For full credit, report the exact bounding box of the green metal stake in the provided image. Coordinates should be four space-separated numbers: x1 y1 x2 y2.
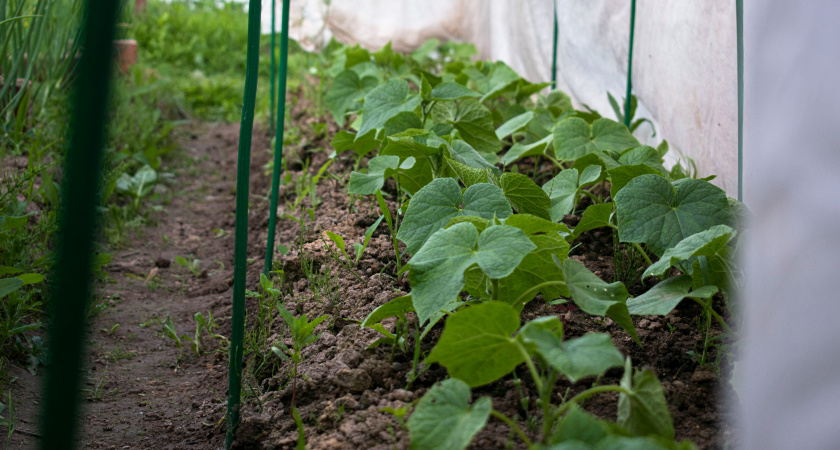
264 0 291 276
736 0 744 202
38 0 120 448
270 0 276 135
623 0 636 127
226 0 262 447
551 0 558 89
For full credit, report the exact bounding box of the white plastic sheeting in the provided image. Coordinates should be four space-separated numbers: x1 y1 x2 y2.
265 0 739 193
738 1 840 448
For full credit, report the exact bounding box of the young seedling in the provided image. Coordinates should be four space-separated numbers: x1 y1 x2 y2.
271 305 328 416
192 311 228 356
174 255 201 277
323 215 383 284
409 302 685 449
161 314 190 363
375 189 403 273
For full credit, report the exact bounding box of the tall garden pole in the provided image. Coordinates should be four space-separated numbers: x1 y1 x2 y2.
736 0 744 201
623 0 636 127
551 0 558 89
225 0 262 446
38 0 120 448
263 0 291 275
270 0 276 134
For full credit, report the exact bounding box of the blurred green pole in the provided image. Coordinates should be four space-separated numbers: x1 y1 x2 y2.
38 0 120 448
226 0 262 447
270 0 276 134
623 0 636 127
551 0 557 89
263 0 290 276
736 0 743 202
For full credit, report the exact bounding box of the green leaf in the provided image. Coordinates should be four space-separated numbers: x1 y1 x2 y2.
0 266 22 276
383 111 423 137
521 327 623 383
500 233 571 306
407 378 491 450
446 157 488 188
501 172 552 220
504 213 572 237
475 62 521 102
643 225 736 279
426 302 523 386
0 278 24 298
331 130 380 158
542 170 578 221
411 38 440 63
447 216 490 234
358 79 422 137
431 81 481 101
325 69 378 124
496 111 535 139
380 130 448 195
361 295 414 327
571 204 613 239
348 155 415 195
540 90 574 119
615 176 733 256
500 134 552 165
554 117 639 161
16 273 45 286
409 224 535 324
542 166 600 221
627 275 718 316
397 178 511 255
618 146 666 174
618 359 675 439
550 404 610 445
449 98 502 156
449 140 499 172
561 259 639 345
607 165 663 199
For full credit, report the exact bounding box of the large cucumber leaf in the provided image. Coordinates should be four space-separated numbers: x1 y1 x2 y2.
614 175 733 256
397 177 511 255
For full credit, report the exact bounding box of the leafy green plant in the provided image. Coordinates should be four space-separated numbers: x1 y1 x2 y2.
272 305 329 413
409 302 693 449
324 215 383 279
161 314 189 363
174 255 201 277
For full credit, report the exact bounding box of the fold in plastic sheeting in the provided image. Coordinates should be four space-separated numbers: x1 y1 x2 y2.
265 0 738 194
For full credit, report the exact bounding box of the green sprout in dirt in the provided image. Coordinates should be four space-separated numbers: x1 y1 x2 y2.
323 214 383 283
375 189 403 273
271 305 328 417
174 254 202 277
161 312 227 363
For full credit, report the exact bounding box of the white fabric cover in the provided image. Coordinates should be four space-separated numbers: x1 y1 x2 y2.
738 1 840 448
264 0 739 192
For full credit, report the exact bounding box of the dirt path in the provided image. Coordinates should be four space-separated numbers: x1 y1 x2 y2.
10 122 271 449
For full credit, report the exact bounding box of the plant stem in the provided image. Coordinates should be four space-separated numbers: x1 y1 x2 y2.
540 369 557 441
550 385 631 422
579 189 601 204
513 339 544 394
606 223 653 266
490 278 500 301
690 298 733 334
511 281 567 310
490 409 533 448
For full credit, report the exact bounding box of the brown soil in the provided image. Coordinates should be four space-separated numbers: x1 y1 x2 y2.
7 112 735 449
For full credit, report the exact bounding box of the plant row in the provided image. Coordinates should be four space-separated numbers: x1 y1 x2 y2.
308 40 744 449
